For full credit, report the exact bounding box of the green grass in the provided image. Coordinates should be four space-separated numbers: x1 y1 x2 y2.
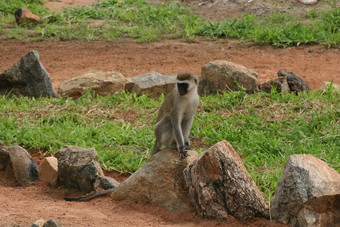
0 88 339 199
0 0 339 46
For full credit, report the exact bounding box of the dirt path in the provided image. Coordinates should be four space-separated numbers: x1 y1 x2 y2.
1 39 339 93
0 0 339 226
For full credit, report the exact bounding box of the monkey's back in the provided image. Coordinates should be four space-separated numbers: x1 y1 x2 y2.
155 89 177 123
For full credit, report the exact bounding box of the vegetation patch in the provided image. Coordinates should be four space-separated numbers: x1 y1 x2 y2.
0 87 339 199
0 0 339 46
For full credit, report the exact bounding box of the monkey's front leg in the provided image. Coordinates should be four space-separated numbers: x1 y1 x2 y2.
172 118 188 158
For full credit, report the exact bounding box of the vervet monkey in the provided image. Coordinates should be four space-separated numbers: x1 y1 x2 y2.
64 187 116 202
152 72 199 158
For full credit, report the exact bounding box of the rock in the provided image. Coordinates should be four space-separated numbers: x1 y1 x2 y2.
271 154 340 226
299 0 318 5
58 71 125 99
0 51 56 98
56 146 104 193
95 176 120 190
198 60 258 95
259 76 290 94
32 219 45 227
0 142 9 170
277 71 310 94
321 81 340 92
7 146 39 186
14 8 41 25
112 148 198 212
184 141 269 221
43 218 59 227
125 72 176 98
38 157 58 188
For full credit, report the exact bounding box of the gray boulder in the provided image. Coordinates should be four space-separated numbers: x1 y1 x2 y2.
58 71 125 99
56 146 104 193
184 141 269 221
112 148 197 212
125 72 176 98
199 60 258 95
7 145 39 186
271 154 340 226
277 71 310 94
0 51 56 98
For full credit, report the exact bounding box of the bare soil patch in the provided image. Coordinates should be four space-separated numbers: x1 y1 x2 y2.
0 0 339 226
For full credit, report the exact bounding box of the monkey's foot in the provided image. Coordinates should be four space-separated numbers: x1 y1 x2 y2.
180 150 188 159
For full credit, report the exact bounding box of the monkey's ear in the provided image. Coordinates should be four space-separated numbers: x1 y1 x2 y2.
194 76 198 84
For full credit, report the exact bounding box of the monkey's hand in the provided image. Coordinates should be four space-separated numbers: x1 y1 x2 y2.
179 146 188 159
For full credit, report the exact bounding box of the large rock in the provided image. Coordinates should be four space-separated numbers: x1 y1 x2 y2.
199 60 258 95
58 71 125 99
7 146 39 186
277 71 310 94
184 141 269 221
56 146 104 193
38 156 58 188
125 72 176 98
271 154 340 226
112 148 197 212
0 51 56 98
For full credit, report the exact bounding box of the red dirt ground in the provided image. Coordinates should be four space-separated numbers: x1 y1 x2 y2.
0 0 339 226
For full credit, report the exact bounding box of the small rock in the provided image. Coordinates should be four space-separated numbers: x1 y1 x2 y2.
38 157 58 188
112 148 197 212
56 146 104 193
259 76 290 94
32 219 45 227
321 81 340 92
277 70 310 94
299 0 318 5
184 141 269 221
44 218 59 227
0 51 56 98
7 146 39 186
271 154 340 226
199 60 258 95
125 72 176 98
15 8 41 25
58 71 125 99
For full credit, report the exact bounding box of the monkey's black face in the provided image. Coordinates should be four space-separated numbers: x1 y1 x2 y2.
177 82 189 96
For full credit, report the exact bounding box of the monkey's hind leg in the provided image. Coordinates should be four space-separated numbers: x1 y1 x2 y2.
152 116 173 156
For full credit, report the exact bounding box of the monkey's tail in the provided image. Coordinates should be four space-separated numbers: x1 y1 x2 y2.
64 187 116 202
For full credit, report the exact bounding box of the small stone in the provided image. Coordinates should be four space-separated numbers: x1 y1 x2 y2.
38 157 58 188
15 8 41 25
32 219 45 227
44 218 59 227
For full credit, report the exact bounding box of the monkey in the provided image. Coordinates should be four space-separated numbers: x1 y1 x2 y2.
152 72 199 158
64 187 116 202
